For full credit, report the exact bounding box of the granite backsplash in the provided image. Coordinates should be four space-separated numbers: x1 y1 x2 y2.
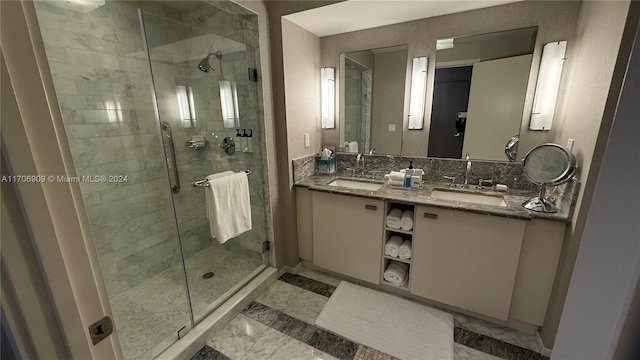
293 153 536 190
292 152 579 216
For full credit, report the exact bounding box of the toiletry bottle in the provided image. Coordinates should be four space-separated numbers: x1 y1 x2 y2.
247 129 253 152
241 129 249 152
404 161 414 187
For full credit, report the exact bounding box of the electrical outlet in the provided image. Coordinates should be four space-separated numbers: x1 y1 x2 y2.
388 124 396 132
304 134 310 148
567 138 574 150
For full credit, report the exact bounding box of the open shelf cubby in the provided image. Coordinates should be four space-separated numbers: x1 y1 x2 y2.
380 201 415 292
381 258 410 291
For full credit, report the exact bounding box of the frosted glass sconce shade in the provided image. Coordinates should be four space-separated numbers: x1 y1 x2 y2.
176 85 196 128
220 80 239 128
321 67 335 129
530 41 567 131
408 57 428 130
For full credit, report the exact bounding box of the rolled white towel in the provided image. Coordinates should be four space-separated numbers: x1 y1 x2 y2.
388 171 405 181
400 210 414 231
384 236 403 257
399 240 412 260
384 261 409 286
388 179 404 187
386 208 403 229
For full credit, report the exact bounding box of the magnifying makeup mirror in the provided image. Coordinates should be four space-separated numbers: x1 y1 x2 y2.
522 143 577 213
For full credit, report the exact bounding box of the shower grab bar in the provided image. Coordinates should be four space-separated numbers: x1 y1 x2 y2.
192 170 253 188
161 121 180 194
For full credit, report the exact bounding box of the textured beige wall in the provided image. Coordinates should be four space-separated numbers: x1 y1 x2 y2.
370 49 407 155
282 19 322 160
540 0 634 348
263 1 341 267
320 1 581 157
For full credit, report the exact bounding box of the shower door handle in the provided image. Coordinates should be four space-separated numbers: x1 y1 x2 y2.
161 121 180 194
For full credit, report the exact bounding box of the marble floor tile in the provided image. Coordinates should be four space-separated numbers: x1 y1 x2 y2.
242 301 281 326
270 312 318 343
454 327 548 360
296 266 342 287
279 273 336 297
283 288 329 324
207 314 269 359
354 345 394 360
255 280 303 310
454 314 541 353
190 345 231 360
239 328 338 360
307 328 359 360
454 343 502 360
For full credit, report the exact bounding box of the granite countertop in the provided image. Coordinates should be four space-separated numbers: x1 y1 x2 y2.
295 174 574 223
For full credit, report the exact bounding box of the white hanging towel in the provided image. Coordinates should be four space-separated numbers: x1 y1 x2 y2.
205 171 252 244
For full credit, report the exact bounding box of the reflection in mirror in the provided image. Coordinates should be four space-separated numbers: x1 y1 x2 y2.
340 45 408 155
428 27 537 161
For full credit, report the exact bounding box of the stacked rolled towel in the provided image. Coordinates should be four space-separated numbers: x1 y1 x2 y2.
384 261 409 286
399 240 412 260
384 235 403 257
400 210 414 231
388 171 405 187
386 208 403 229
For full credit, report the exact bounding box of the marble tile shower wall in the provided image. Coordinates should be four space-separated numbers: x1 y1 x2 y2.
34 1 265 296
34 1 184 296
179 4 267 259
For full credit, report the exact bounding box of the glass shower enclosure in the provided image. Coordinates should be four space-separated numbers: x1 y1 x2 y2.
32 1 270 358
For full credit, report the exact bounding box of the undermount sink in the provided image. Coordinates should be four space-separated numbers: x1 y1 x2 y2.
431 189 507 207
328 179 383 191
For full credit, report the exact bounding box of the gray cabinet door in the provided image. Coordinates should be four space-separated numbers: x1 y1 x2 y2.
411 206 525 320
312 192 384 284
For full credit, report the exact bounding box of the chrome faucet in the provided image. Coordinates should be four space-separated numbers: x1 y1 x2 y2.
356 153 365 178
463 153 472 189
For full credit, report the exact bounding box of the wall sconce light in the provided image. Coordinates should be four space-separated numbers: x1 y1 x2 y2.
408 56 428 130
220 80 239 128
176 85 196 128
530 41 567 130
321 67 335 129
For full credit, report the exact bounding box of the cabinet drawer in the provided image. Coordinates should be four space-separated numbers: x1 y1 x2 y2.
411 206 525 320
312 192 384 284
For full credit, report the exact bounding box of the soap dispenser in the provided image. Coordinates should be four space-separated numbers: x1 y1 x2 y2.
404 161 414 187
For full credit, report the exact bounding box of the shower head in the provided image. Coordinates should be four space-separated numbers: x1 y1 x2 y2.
197 51 222 73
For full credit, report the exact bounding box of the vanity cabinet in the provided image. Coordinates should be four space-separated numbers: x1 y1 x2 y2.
410 206 526 320
312 191 384 284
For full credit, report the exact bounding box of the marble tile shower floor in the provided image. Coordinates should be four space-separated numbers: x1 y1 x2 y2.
110 244 263 360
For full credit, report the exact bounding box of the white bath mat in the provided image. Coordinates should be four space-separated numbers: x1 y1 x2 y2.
315 281 454 360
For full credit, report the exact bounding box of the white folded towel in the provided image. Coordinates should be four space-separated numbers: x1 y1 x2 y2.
386 208 403 229
401 169 424 177
399 240 412 260
384 261 409 286
345 141 358 153
388 171 405 181
205 172 252 244
400 210 414 231
388 179 404 187
384 236 403 257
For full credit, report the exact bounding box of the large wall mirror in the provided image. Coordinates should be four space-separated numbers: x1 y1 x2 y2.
428 27 537 161
339 45 408 155
336 27 539 161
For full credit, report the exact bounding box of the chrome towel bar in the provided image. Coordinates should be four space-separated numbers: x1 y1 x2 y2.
192 170 253 188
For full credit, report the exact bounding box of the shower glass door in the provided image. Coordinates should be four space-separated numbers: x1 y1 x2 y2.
140 9 268 323
32 1 269 359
